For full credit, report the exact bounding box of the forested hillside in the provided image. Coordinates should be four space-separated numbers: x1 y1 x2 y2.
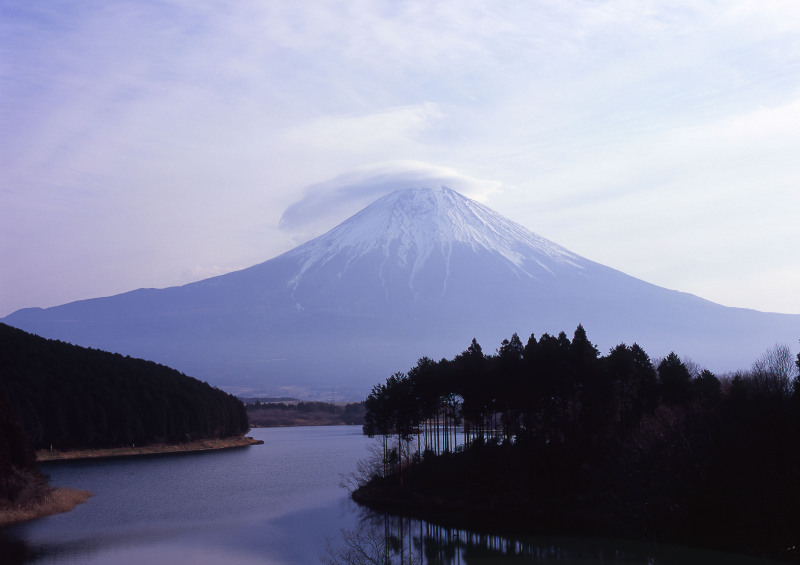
356 326 800 560
0 391 46 505
0 323 248 450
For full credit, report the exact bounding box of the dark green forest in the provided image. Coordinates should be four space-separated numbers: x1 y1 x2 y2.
0 390 46 505
356 326 800 561
0 323 249 450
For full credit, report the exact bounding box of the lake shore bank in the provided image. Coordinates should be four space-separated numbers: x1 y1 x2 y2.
0 487 92 527
36 435 263 462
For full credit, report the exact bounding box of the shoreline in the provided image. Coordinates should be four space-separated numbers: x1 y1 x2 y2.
36 435 263 462
0 487 92 527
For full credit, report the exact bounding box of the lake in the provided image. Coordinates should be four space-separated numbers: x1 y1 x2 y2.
0 426 778 564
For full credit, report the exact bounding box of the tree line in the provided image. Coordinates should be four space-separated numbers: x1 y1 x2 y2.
0 323 249 450
246 400 365 427
358 325 800 559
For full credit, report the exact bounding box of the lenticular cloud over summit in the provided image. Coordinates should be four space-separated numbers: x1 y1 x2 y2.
3 186 799 397
279 162 502 240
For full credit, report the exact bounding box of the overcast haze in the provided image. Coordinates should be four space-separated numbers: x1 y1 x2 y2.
2 1 799 318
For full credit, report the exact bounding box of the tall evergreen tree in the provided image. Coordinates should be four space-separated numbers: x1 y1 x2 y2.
658 352 692 405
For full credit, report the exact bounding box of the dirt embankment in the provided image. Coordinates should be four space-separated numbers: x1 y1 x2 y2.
36 435 262 462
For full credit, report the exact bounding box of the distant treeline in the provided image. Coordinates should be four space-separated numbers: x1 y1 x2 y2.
357 325 800 560
246 400 365 427
0 323 249 450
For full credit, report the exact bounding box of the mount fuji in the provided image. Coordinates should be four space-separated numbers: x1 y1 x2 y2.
4 186 799 398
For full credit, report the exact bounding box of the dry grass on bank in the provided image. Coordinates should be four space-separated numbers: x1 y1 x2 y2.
36 435 262 462
0 487 92 526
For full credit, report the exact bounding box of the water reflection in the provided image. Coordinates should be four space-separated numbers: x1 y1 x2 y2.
323 517 421 565
325 512 774 565
0 532 103 565
0 531 27 565
325 515 635 565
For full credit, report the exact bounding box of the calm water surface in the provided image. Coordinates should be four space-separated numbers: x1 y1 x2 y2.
0 427 778 564
2 427 369 564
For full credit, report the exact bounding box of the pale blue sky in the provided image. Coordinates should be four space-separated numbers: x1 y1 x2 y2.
2 1 799 317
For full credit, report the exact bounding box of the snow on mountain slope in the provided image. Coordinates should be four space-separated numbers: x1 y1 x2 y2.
3 186 799 398
270 186 590 317
287 186 582 283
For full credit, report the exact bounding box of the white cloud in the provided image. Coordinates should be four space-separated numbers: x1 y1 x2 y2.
279 161 501 243
286 103 445 152
486 94 800 314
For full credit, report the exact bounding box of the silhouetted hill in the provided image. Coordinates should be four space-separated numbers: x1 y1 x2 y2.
0 323 249 450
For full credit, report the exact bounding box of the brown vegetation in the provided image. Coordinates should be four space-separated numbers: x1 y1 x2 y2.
36 435 262 462
0 487 92 526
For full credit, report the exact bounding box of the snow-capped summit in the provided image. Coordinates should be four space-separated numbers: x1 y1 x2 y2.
289 186 581 280
276 186 588 317
3 186 799 397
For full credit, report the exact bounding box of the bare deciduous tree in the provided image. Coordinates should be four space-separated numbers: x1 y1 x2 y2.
751 343 797 399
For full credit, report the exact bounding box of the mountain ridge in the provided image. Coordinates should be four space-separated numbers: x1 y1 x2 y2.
3 186 798 398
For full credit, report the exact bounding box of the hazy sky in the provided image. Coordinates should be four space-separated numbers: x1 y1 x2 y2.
2 1 800 318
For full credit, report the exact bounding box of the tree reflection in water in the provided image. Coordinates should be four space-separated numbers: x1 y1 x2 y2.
323 512 775 564
322 514 420 565
323 512 670 565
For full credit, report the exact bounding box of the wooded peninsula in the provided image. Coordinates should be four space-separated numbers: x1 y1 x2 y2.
353 325 800 562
